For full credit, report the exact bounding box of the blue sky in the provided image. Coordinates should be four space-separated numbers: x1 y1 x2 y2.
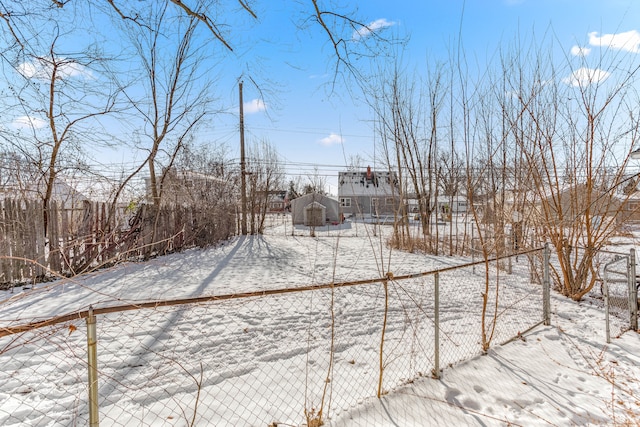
5 0 640 194
192 0 640 193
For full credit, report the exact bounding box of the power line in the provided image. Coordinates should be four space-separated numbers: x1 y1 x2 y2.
247 126 372 139
195 125 372 139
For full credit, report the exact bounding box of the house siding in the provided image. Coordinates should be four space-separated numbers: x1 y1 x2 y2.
338 168 400 218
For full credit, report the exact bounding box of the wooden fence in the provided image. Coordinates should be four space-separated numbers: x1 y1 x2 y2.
0 199 236 288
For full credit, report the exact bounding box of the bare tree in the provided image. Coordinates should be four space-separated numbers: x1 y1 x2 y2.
119 3 212 207
303 167 328 195
511 48 640 300
2 27 124 235
1 1 394 90
462 33 640 301
370 60 446 252
0 150 40 199
436 151 464 197
163 141 238 244
246 139 284 234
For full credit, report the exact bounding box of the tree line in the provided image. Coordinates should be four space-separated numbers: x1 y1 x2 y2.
0 1 388 278
367 34 640 301
2 2 640 301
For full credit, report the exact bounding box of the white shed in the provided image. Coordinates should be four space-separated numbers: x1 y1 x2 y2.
290 193 341 226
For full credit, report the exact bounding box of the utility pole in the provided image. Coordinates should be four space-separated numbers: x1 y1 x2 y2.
239 80 248 235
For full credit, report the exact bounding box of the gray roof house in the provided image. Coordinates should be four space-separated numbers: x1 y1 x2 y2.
338 166 400 219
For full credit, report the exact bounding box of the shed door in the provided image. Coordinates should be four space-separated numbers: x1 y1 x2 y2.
305 206 325 226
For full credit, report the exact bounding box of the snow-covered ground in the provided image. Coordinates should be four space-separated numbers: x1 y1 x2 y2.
1 218 639 426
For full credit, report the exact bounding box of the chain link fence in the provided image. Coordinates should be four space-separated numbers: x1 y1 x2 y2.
597 249 639 341
1 248 548 426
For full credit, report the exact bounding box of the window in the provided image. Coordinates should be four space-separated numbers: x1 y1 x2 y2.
385 198 394 206
340 197 351 208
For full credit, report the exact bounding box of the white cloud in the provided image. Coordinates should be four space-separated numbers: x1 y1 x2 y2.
12 115 48 129
318 133 344 146
588 30 640 53
309 73 329 80
17 62 41 79
505 90 520 100
562 67 611 87
352 18 395 41
58 62 93 79
17 58 93 81
570 45 591 57
243 99 266 114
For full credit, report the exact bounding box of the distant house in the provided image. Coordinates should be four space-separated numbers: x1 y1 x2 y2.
338 166 401 219
529 184 622 228
145 168 229 206
0 176 98 235
290 193 340 226
406 195 468 219
615 191 640 224
435 196 468 215
1 177 89 208
49 180 91 208
262 190 288 213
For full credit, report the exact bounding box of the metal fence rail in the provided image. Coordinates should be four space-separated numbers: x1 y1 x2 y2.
0 248 548 426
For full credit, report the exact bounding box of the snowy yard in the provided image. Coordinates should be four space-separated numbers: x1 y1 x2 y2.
1 220 639 426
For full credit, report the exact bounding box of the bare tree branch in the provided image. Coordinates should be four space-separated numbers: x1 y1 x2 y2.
167 0 234 51
0 9 24 49
237 0 257 19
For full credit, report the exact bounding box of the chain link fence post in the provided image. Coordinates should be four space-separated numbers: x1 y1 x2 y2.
529 237 535 282
604 276 611 344
630 248 638 331
471 224 475 274
86 306 99 427
543 243 550 326
433 272 440 379
507 235 512 274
